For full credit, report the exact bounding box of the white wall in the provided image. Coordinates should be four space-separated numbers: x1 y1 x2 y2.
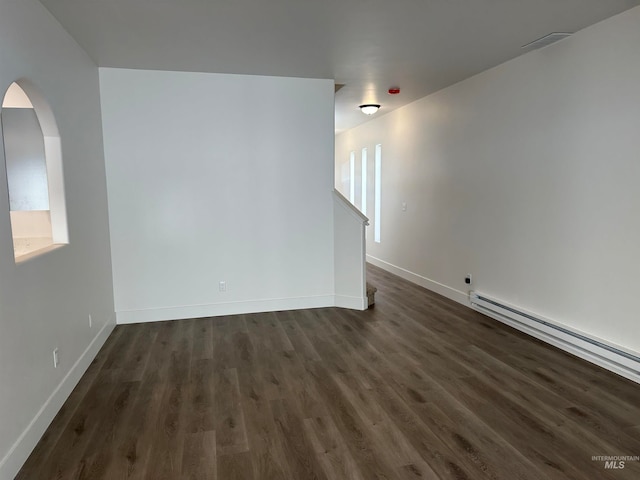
336 6 640 354
0 1 115 478
2 108 49 211
100 68 336 323
2 83 33 109
333 190 368 310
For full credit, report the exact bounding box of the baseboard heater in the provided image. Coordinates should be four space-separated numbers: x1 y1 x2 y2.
470 292 640 384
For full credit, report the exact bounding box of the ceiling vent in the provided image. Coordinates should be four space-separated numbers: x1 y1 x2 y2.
521 32 572 51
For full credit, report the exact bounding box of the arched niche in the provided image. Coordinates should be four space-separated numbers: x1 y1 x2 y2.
1 79 68 262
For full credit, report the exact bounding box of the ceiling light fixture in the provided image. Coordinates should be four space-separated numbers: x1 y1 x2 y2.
359 104 380 115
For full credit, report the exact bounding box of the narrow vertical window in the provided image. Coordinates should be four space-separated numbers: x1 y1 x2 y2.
374 144 382 243
361 148 367 215
349 151 355 203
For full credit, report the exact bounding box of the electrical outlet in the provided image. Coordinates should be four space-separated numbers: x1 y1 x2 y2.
219 281 227 292
88 314 92 329
402 202 407 212
465 274 472 285
53 348 59 368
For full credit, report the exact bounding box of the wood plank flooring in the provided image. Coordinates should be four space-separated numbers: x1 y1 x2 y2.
17 264 640 479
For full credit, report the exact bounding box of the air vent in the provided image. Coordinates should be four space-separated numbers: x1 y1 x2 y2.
521 32 572 51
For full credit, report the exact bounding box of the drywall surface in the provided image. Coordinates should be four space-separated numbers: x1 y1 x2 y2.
2 108 49 210
336 6 640 354
0 1 115 477
333 190 367 309
100 68 335 323
2 83 33 108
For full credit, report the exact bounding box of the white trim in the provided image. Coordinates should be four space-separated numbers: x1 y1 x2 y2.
470 293 640 384
116 295 337 324
360 222 367 306
44 135 68 245
333 189 369 225
366 254 640 384
366 255 468 304
333 190 368 311
334 294 367 310
0 319 116 480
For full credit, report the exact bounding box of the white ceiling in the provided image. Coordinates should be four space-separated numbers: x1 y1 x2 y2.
38 0 640 133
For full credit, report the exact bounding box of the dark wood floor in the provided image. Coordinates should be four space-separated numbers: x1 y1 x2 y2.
18 264 640 479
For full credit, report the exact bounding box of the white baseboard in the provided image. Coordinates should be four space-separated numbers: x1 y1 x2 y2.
116 295 338 324
0 319 116 480
366 255 468 305
334 295 367 310
470 295 640 385
366 255 640 384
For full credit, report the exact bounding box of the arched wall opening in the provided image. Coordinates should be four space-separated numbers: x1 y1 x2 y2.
1 80 68 262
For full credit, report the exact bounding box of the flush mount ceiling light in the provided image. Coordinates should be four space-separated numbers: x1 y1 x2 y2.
359 104 380 115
